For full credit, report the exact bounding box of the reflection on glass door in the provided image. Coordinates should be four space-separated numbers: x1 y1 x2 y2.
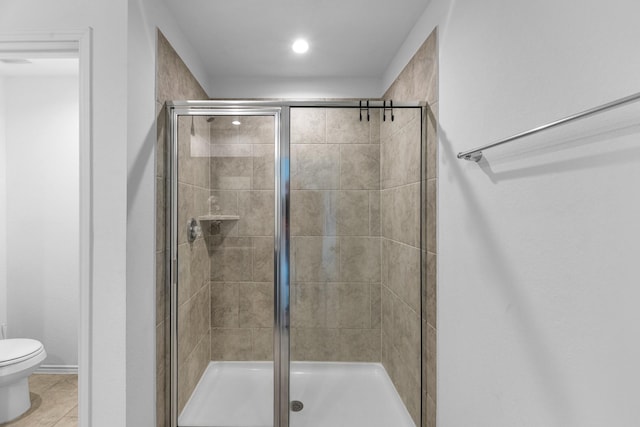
172 111 277 427
289 107 423 427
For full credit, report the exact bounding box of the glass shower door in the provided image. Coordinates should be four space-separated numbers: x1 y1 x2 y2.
288 106 423 427
168 102 423 427
170 108 279 427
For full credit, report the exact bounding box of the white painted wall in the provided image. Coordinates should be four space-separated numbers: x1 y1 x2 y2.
9 0 638 425
382 0 446 93
126 1 158 424
389 0 640 425
0 1 129 425
4 76 79 367
0 78 7 334
147 0 211 97
127 0 210 424
209 76 381 99
1 0 207 424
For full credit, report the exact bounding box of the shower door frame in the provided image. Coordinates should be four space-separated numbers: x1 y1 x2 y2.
166 100 424 427
167 103 290 427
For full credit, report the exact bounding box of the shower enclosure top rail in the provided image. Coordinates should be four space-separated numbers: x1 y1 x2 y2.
457 90 640 162
166 99 422 108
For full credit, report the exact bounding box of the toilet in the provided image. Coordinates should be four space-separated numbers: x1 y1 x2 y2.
0 339 46 423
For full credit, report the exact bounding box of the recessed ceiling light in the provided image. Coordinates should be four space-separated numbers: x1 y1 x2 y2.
292 39 309 54
232 120 241 126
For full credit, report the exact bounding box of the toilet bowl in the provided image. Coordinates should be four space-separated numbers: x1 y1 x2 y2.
0 339 46 423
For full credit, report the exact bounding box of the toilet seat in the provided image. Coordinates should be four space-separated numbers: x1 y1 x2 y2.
0 339 45 367
0 339 47 423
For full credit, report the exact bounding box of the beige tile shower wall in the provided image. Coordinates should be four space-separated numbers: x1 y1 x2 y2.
380 109 422 424
383 29 438 427
207 115 276 362
175 115 212 413
156 31 210 426
290 108 382 362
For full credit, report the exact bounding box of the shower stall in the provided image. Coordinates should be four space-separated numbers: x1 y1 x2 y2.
166 101 426 427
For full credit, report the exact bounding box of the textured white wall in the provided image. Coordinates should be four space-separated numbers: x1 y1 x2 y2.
5 76 79 367
0 78 6 332
390 0 640 425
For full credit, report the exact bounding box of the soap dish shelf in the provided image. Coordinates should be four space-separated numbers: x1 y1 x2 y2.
198 215 239 236
198 215 240 223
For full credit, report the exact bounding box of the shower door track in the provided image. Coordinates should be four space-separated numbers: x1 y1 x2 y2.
166 100 423 427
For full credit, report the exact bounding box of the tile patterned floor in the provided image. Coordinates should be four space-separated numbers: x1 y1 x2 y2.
1 374 77 427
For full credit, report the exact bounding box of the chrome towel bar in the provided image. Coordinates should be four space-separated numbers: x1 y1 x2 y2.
457 91 640 162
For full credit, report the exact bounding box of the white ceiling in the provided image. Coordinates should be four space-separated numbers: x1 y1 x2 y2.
0 58 78 77
165 0 431 86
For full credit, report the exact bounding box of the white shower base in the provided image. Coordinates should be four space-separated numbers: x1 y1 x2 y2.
178 361 416 427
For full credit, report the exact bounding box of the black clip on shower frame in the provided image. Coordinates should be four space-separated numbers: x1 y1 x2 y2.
383 100 395 122
359 100 370 122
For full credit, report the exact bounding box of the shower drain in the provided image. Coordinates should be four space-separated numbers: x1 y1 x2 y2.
291 400 304 412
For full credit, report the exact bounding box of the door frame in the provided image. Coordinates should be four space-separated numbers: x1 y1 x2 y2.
0 29 93 426
166 104 289 427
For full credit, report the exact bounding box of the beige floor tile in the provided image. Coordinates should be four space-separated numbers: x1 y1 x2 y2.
52 415 78 427
28 374 63 395
2 374 78 427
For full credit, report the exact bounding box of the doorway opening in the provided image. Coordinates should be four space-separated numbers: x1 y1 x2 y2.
0 32 91 426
